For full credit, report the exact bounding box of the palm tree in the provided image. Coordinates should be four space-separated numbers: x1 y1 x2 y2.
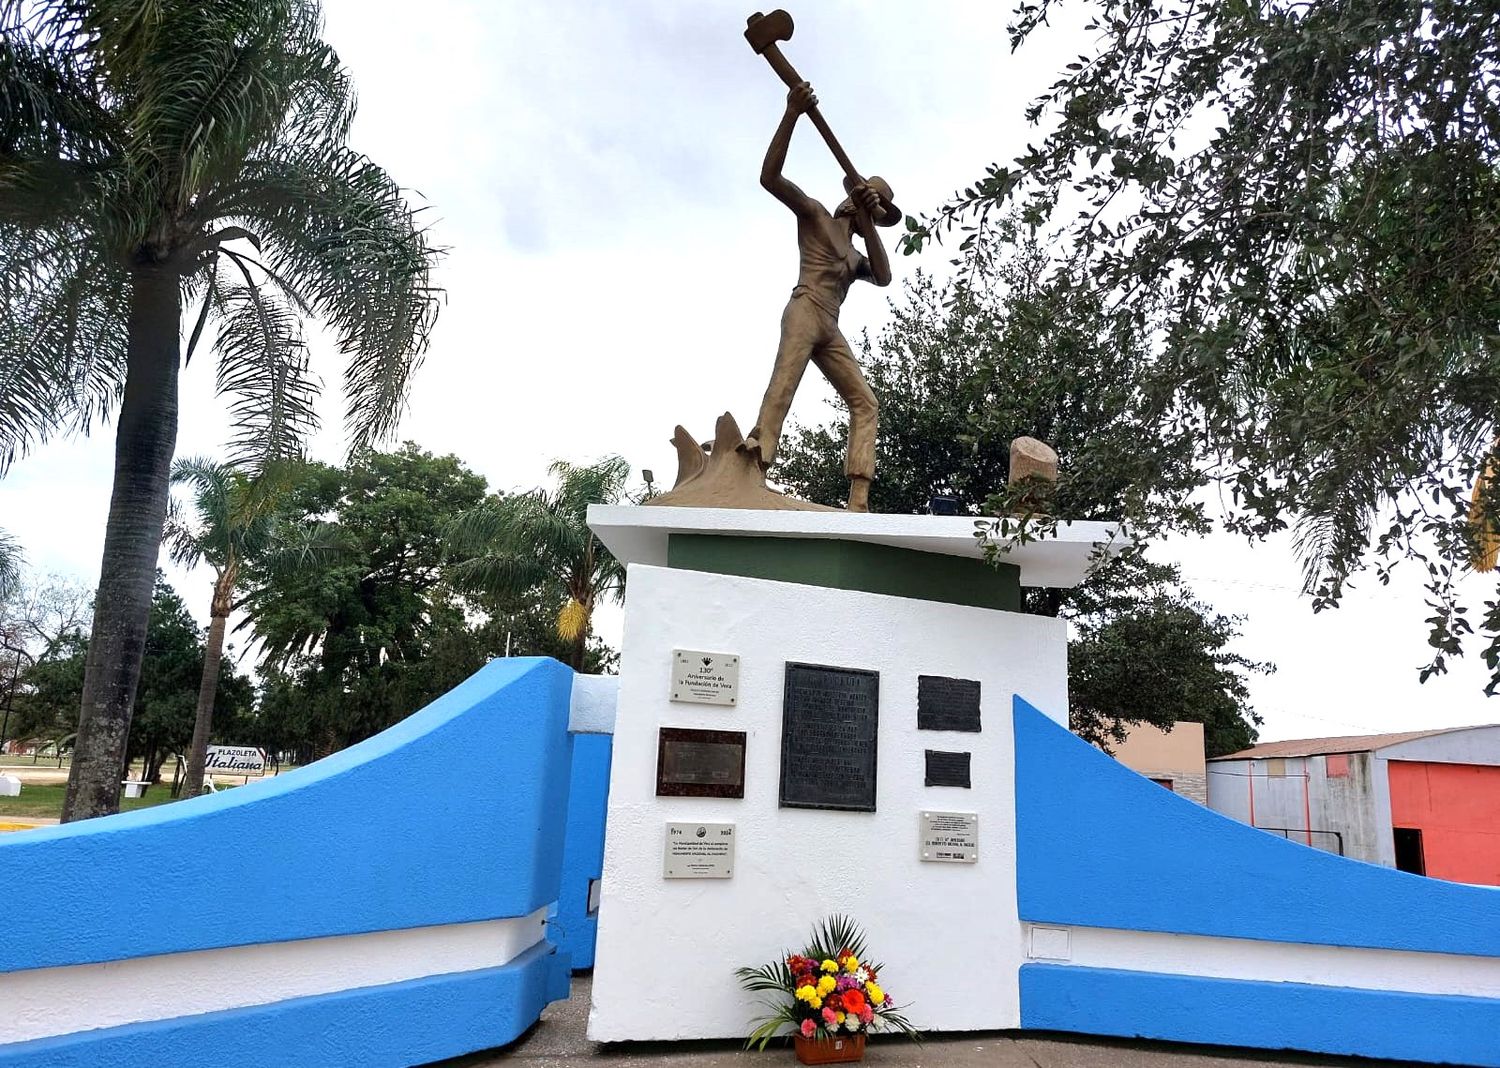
163 457 280 797
446 458 630 671
0 1 440 820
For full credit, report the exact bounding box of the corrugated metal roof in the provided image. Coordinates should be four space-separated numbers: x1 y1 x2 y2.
1210 727 1496 761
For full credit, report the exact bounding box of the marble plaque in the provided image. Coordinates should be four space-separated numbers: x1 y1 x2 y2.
778 662 879 812
663 822 736 879
917 675 982 732
656 727 746 798
919 810 978 863
670 649 740 706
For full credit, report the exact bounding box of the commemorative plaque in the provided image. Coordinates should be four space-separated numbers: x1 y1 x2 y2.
670 649 740 706
924 749 972 788
663 822 736 879
656 727 747 799
919 810 978 863
778 662 879 812
917 675 982 732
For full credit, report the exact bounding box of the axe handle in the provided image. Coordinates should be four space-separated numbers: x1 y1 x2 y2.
759 43 863 185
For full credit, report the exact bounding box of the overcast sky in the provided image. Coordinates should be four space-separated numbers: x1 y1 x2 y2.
0 1 1495 743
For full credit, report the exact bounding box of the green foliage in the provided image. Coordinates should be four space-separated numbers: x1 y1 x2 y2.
0 529 19 600
0 0 441 470
909 0 1500 691
776 255 1264 751
14 578 252 766
445 456 630 670
1066 557 1268 756
240 444 489 751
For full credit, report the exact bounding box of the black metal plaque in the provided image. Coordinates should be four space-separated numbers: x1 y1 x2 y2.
924 749 972 788
656 727 747 799
917 675 982 732
778 662 880 812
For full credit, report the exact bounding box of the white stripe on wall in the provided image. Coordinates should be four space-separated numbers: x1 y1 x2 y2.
1025 923 1500 999
1 908 549 1045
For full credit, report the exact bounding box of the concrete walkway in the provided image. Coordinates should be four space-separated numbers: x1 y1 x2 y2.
438 976 1380 1068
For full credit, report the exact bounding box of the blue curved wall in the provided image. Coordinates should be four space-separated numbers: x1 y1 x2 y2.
1014 695 1500 1065
551 732 612 969
0 657 576 1067
1014 696 1500 956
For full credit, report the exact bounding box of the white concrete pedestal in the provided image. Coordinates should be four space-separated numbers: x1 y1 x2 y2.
584 507 1117 1042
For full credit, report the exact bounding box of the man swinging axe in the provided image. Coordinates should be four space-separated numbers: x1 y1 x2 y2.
739 9 901 513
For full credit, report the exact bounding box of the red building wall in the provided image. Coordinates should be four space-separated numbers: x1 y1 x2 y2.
1387 760 1500 885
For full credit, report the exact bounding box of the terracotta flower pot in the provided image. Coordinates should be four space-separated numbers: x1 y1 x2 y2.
794 1032 865 1064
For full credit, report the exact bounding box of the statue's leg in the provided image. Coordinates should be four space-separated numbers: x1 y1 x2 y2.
746 296 823 467
813 329 878 489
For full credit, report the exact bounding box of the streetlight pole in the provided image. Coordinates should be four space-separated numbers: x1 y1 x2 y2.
0 638 34 758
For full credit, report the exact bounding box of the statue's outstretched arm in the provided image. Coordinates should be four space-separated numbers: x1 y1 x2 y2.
761 83 818 217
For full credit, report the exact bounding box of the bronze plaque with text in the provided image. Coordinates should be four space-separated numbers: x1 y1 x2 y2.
779 662 880 812
656 727 747 799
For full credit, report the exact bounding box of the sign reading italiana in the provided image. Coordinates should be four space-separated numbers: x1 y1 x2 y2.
203 745 267 776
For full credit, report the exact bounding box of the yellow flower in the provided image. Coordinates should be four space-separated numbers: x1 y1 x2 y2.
821 959 838 974
795 985 816 1003
866 982 884 1004
843 955 860 973
817 976 836 995
836 1012 846 1024
810 996 823 1010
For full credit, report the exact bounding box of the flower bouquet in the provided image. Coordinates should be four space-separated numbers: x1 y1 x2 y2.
736 916 919 1064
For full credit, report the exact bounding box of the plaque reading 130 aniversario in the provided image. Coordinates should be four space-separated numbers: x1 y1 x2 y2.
779 662 879 812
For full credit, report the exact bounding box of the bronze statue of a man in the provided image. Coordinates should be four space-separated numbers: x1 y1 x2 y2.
741 81 899 513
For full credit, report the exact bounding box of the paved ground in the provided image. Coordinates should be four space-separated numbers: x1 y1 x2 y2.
437 976 1384 1068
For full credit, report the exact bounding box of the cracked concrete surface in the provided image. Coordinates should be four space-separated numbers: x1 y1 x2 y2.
434 976 1385 1068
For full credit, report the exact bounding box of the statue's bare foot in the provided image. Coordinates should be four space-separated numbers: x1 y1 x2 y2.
847 476 870 513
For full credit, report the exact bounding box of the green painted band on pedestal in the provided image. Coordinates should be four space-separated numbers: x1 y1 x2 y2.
665 533 1021 611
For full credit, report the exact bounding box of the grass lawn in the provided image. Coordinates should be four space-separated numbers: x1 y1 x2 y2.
0 784 178 821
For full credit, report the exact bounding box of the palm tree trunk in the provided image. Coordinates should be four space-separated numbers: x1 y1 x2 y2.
181 578 231 797
61 265 181 822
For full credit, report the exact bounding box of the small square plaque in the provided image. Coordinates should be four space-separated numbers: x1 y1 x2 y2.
671 649 740 706
663 822 735 879
917 675 982 732
656 727 747 798
924 749 972 788
919 810 978 863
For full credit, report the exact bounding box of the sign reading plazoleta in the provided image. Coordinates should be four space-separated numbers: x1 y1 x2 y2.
203 745 266 776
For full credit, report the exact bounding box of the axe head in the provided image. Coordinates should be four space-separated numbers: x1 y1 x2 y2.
745 9 794 55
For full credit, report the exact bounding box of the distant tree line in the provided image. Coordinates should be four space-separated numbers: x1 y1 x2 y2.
0 445 628 778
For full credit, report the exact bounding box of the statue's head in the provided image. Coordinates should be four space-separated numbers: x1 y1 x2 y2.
835 175 902 227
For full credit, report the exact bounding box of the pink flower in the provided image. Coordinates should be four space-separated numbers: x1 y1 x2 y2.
800 1020 816 1038
822 1007 837 1025
860 1009 874 1025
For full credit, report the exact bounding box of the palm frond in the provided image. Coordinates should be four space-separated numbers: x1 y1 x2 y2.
806 915 868 963
0 526 23 600
219 142 441 454
212 278 319 471
0 228 127 470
